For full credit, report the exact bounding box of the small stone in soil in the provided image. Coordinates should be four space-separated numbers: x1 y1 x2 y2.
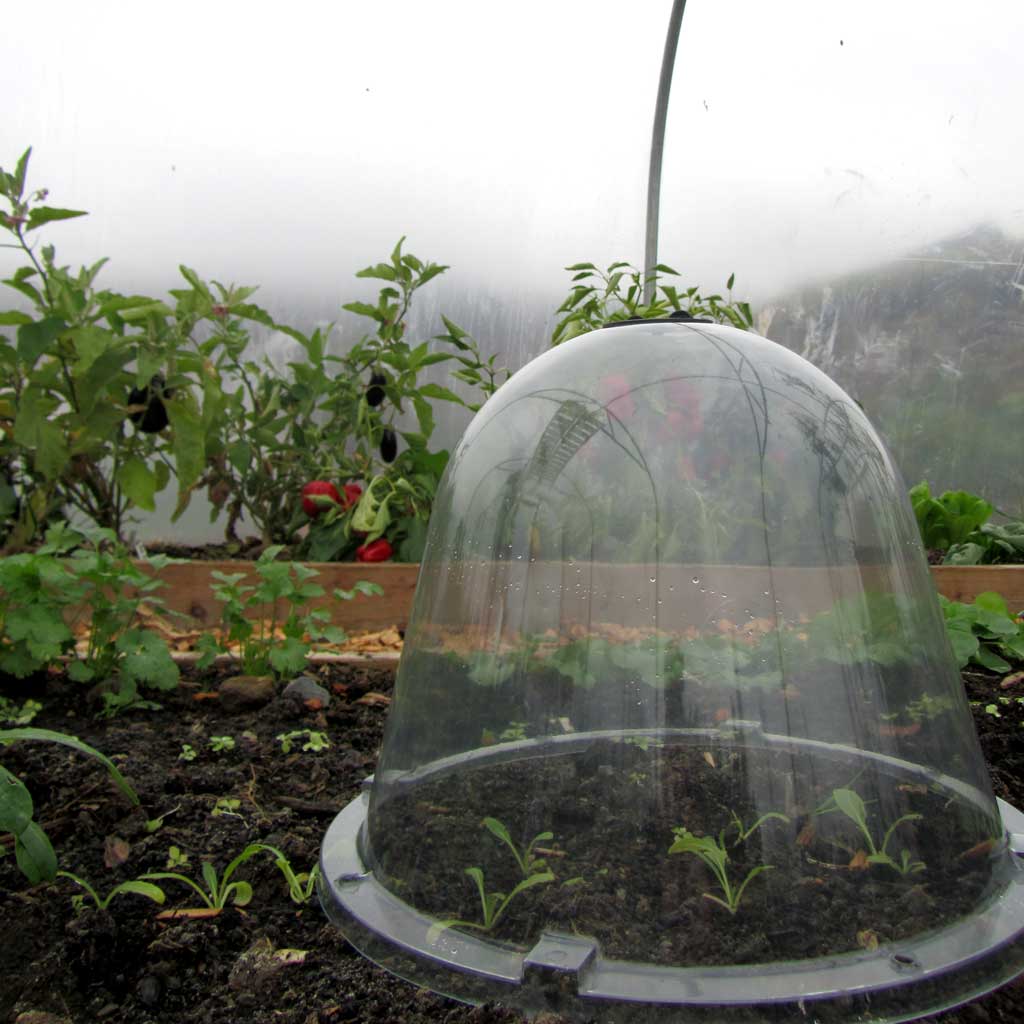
136 975 162 1007
218 675 276 712
282 674 332 709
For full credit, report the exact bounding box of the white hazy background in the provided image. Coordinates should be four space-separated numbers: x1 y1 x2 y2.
3 0 1022 537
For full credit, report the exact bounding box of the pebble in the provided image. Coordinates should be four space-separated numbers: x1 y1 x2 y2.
136 975 163 1007
282 674 332 709
218 675 276 712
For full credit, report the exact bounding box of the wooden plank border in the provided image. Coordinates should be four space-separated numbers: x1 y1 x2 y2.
134 560 1024 634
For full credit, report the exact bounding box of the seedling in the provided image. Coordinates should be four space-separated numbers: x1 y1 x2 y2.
668 827 775 915
427 866 554 943
211 797 242 818
178 744 197 762
140 846 264 913
209 735 236 753
247 842 320 904
483 816 552 878
830 787 925 876
57 870 166 912
166 846 189 869
277 729 331 753
669 811 787 914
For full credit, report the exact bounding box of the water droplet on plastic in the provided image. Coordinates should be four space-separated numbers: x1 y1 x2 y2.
649 576 657 584
692 576 700 585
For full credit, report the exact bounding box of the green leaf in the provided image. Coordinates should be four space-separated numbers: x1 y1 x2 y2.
973 645 1012 674
15 820 58 883
166 394 206 514
11 147 32 200
0 764 34 835
832 788 867 827
419 382 464 405
116 456 158 511
17 316 64 365
25 207 88 232
114 880 166 904
0 727 140 805
269 636 309 677
0 310 32 325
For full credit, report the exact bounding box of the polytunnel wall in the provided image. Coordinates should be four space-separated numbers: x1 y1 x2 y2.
3 1 1023 540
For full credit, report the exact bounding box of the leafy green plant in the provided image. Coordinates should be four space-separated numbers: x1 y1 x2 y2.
910 481 993 551
209 735 235 753
551 260 754 345
668 810 788 914
829 787 925 876
276 729 330 754
178 744 197 762
940 592 1024 674
57 870 166 911
60 529 179 713
910 481 1024 565
0 524 82 676
195 546 382 678
0 727 140 884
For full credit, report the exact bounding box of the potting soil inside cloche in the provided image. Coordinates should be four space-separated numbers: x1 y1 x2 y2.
320 319 1024 1023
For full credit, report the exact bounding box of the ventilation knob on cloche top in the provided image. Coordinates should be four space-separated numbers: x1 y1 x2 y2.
320 319 1024 1023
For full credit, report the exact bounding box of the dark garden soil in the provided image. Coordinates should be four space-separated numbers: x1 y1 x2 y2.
1 664 1023 1024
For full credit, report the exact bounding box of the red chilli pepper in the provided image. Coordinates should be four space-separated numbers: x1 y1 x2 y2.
342 482 363 508
356 538 393 563
301 481 342 518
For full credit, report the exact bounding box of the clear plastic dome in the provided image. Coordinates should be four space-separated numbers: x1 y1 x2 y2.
321 320 1024 1022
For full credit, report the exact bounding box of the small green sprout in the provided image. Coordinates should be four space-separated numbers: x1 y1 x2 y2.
178 743 197 762
57 870 167 912
209 735 236 753
211 797 242 818
497 721 528 742
246 843 320 904
830 788 925 876
166 846 189 869
668 811 788 914
277 729 330 753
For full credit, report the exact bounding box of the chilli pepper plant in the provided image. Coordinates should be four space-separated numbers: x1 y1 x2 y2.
0 145 506 559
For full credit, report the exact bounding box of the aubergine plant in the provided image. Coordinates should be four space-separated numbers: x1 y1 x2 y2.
0 147 231 547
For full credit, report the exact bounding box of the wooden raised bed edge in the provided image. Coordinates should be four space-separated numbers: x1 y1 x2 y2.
930 565 1024 610
134 560 1024 636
